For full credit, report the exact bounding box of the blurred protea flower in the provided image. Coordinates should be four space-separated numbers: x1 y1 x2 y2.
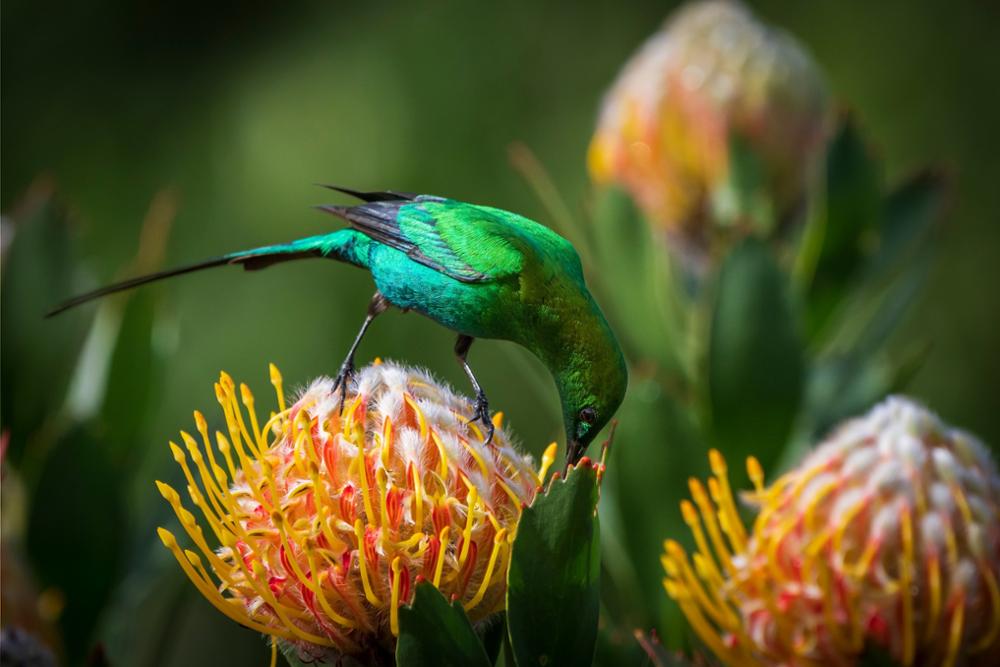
589 0 830 247
157 362 545 663
663 397 1000 667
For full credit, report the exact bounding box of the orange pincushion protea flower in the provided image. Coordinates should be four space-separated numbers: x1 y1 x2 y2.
156 362 549 662
663 397 1000 667
589 0 830 243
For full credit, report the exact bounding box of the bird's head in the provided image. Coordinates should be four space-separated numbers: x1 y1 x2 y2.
557 319 628 467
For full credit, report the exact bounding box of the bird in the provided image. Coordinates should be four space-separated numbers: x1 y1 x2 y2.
49 187 628 465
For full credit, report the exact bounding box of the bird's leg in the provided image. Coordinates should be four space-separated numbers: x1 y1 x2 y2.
455 334 494 445
333 291 389 410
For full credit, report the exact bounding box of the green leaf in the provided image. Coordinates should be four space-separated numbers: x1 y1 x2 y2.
600 381 700 645
820 118 882 257
803 117 882 339
26 425 126 662
790 172 941 448
99 288 167 465
593 623 647 667
801 268 930 444
709 238 804 474
478 613 506 666
507 463 601 667
1 185 92 461
858 642 900 667
711 133 775 235
801 356 892 443
853 260 930 360
865 169 945 283
590 189 689 376
396 582 491 667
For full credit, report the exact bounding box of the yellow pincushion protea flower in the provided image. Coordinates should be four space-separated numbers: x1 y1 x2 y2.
156 361 549 663
663 397 1000 667
589 0 830 242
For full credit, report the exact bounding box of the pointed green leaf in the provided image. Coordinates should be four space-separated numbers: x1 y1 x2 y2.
100 192 176 464
1 187 92 459
591 188 689 375
866 170 945 283
853 259 930 360
26 425 126 662
478 613 506 666
803 118 882 339
802 270 931 443
709 238 803 474
593 623 648 666
820 118 881 257
802 356 892 442
602 382 700 643
396 582 491 667
711 133 775 235
507 463 601 667
99 288 167 464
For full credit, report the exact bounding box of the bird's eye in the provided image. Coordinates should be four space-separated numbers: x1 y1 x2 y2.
579 407 597 425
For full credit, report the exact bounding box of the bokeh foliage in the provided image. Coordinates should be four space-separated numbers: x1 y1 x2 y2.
585 114 946 659
2 1 999 666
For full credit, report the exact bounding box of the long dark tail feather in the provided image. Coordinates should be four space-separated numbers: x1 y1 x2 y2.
46 248 324 317
46 256 235 317
316 184 416 202
47 185 404 317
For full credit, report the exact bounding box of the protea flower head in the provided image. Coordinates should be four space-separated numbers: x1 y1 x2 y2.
589 0 830 245
157 361 546 663
663 396 1000 667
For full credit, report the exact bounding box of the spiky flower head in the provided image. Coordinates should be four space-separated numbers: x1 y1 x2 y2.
589 0 830 244
157 362 546 663
663 397 1000 667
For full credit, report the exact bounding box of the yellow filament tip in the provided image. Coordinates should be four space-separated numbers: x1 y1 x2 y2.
433 527 450 588
465 529 507 611
354 519 382 606
538 442 558 482
747 456 764 492
157 527 178 549
390 557 403 636
708 449 727 476
459 485 478 565
269 363 286 412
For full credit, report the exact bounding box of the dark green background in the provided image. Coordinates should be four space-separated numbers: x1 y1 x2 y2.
3 1 998 665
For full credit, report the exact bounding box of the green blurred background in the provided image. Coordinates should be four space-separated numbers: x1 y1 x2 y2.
2 1 998 665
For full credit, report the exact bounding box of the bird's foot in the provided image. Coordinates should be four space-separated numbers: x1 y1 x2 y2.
467 391 495 445
332 359 356 415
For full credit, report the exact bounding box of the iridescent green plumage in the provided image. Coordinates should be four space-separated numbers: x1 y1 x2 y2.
50 190 627 463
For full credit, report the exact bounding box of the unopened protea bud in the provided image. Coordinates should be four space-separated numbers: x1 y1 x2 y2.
663 397 1000 667
157 362 541 663
589 0 830 245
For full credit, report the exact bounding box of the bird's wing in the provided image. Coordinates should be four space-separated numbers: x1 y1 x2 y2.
320 196 532 283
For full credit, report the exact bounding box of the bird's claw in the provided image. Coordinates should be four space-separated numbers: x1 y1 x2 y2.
467 391 495 445
332 360 356 415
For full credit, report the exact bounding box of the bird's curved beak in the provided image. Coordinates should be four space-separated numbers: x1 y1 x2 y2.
566 439 585 468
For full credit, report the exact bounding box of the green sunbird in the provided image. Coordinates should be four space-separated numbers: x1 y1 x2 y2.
50 187 627 464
